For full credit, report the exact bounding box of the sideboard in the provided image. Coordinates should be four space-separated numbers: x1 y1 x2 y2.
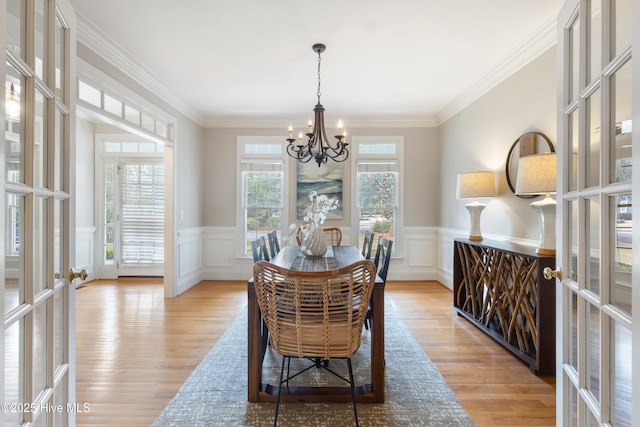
453 238 556 375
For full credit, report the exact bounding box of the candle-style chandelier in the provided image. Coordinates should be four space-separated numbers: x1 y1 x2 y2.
286 43 349 167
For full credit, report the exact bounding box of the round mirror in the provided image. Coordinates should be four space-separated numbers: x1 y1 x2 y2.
506 132 555 198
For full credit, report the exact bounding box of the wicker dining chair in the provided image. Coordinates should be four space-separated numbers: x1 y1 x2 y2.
253 259 376 427
250 236 270 263
294 227 342 246
322 227 342 246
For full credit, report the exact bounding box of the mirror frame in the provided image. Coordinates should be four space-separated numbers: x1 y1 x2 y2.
505 132 555 198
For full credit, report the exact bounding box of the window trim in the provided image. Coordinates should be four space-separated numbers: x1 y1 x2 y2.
236 136 289 257
351 136 404 257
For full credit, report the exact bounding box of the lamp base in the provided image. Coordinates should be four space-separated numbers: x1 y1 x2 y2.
465 201 486 241
530 196 556 255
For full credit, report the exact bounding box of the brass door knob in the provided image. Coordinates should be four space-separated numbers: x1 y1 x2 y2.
69 268 88 281
543 266 562 281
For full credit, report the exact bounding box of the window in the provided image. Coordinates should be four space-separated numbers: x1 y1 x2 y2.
237 137 287 257
77 77 174 143
353 137 403 255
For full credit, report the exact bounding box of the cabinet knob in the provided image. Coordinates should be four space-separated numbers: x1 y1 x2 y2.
543 266 562 281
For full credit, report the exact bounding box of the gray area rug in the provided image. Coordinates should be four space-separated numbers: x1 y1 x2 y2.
152 301 476 426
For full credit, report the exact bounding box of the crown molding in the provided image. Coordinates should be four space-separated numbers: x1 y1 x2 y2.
202 117 439 128
75 12 204 126
435 18 558 126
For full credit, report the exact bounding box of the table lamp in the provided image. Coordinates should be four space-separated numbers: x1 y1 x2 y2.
456 171 497 241
515 152 557 255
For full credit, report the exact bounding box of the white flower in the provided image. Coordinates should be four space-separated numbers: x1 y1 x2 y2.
284 191 339 243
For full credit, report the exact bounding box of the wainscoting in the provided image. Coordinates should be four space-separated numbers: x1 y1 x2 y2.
172 226 540 296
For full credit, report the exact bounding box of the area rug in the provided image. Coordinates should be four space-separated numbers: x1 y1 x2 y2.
152 300 476 427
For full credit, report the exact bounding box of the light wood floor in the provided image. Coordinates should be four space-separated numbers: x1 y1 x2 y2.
76 279 555 426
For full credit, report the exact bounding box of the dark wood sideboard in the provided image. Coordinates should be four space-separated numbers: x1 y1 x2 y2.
453 238 556 375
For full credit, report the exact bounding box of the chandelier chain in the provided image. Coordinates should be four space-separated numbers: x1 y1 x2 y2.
317 50 322 104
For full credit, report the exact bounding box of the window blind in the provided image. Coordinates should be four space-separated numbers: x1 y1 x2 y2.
120 161 165 265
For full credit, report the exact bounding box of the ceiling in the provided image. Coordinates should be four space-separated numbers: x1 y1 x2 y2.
69 0 564 127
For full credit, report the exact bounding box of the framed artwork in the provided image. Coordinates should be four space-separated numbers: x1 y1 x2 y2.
296 161 343 220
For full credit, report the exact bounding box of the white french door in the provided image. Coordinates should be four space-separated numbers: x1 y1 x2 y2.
3 0 77 425
99 155 164 278
556 0 636 425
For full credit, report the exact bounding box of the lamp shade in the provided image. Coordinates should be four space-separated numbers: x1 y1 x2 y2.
515 153 557 196
456 171 496 199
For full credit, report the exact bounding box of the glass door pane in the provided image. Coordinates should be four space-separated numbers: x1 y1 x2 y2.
610 321 631 425
586 88 601 188
611 60 632 184
5 193 24 314
6 0 23 57
610 194 631 314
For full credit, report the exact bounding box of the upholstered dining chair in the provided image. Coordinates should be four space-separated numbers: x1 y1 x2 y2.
361 230 374 259
253 259 376 427
322 227 342 246
364 236 393 331
267 230 280 259
250 236 270 263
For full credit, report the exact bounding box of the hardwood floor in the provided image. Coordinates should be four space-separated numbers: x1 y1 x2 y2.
76 279 555 426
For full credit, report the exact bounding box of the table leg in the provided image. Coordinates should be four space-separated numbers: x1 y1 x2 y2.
370 284 385 403
247 283 262 402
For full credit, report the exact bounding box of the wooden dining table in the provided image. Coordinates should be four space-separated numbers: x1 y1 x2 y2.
247 245 386 403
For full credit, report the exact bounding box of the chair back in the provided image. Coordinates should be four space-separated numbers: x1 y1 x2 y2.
361 230 374 259
322 227 342 246
253 260 376 359
373 236 393 282
250 236 270 263
267 230 280 258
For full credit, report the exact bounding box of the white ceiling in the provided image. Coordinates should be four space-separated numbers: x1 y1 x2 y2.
69 0 564 127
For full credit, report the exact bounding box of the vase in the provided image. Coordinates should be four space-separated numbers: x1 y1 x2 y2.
301 226 327 257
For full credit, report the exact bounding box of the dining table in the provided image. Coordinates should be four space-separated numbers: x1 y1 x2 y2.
247 244 386 403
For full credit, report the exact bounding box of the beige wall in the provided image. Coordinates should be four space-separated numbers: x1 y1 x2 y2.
202 126 439 229
438 46 557 242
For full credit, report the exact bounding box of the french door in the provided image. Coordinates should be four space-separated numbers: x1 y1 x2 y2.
3 0 77 425
556 0 636 425
99 156 164 278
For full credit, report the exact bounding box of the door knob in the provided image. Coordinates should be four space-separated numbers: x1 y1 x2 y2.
69 268 88 281
543 266 562 281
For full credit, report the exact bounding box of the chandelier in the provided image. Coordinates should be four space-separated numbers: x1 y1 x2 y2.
286 43 349 167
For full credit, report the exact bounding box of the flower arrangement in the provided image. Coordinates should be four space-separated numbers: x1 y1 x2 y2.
286 190 339 256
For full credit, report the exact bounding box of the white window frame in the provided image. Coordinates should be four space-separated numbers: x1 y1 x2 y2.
351 136 404 257
236 136 289 257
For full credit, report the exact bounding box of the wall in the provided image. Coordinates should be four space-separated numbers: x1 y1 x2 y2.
75 117 96 278
438 46 557 241
435 46 557 287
